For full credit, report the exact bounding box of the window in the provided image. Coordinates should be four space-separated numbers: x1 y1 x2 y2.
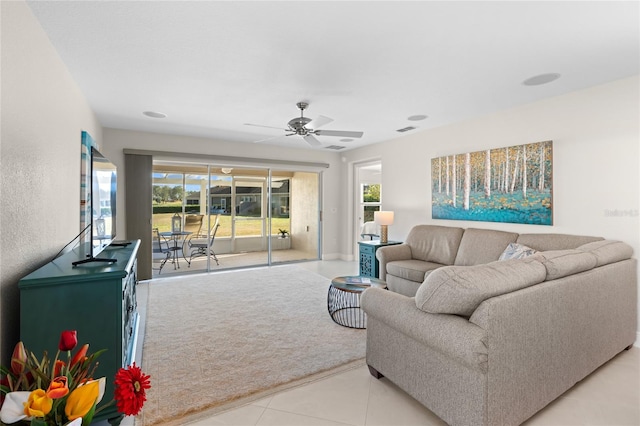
361 183 381 222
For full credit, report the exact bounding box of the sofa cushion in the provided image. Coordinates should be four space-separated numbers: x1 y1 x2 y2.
405 225 464 265
454 228 519 266
532 250 597 281
576 240 633 266
387 259 445 283
499 243 537 260
386 275 425 298
415 257 547 316
516 233 603 251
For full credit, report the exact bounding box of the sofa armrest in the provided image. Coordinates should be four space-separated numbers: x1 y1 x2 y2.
375 244 412 280
361 287 488 371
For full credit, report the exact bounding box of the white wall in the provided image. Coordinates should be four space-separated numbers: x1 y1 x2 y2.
341 75 640 339
102 128 344 258
0 1 103 360
290 172 320 255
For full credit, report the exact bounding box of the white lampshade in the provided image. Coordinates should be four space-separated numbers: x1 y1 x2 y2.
374 211 394 226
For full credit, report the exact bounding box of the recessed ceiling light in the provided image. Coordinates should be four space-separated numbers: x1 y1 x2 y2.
143 111 167 118
407 114 428 121
522 73 561 86
340 138 354 142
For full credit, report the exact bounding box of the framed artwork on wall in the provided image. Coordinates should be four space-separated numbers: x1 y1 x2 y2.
431 140 553 225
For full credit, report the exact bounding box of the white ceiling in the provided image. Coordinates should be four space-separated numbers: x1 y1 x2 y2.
26 1 639 151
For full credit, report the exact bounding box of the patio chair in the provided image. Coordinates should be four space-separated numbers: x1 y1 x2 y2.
180 214 204 255
182 214 204 244
187 215 220 266
152 228 172 274
184 214 204 236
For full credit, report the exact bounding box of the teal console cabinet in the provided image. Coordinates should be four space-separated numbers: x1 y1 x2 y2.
358 240 402 278
19 240 140 425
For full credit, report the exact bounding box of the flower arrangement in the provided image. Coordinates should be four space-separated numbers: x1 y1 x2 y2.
278 229 289 238
0 330 150 426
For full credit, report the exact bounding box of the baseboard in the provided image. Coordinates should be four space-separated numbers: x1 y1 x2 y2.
321 253 341 260
320 253 355 261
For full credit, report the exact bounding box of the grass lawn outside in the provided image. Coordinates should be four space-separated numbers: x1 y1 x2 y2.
152 213 291 238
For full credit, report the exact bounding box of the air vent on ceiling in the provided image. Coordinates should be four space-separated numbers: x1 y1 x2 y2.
396 126 416 133
325 145 345 150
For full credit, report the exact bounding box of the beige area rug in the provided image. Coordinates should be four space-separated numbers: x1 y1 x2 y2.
138 265 366 425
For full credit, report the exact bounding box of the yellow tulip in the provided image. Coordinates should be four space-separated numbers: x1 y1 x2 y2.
23 389 52 418
64 380 99 421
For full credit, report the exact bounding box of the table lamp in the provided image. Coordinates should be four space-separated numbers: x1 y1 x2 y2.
374 211 394 243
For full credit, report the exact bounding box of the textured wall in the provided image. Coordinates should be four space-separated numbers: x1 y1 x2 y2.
0 1 102 362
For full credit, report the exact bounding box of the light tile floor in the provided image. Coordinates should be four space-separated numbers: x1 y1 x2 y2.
184 348 639 426
128 260 640 426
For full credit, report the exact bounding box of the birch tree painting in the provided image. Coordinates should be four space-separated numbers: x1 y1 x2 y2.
431 140 553 225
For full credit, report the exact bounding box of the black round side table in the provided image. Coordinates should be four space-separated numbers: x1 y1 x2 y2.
327 276 387 329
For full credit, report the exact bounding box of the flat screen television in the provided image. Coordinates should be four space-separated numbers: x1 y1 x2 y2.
73 147 118 266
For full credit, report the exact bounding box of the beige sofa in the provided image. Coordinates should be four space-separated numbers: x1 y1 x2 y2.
361 224 637 426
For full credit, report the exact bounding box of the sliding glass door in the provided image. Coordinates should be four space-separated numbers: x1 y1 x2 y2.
226 171 269 267
151 163 320 276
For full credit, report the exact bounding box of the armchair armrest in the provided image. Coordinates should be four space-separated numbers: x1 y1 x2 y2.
375 244 412 280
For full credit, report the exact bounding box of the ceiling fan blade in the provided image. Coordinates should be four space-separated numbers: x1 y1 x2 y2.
254 135 284 143
244 123 287 131
315 130 364 138
310 115 333 129
303 134 322 147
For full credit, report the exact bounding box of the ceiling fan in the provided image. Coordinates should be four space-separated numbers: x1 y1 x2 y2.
245 102 364 147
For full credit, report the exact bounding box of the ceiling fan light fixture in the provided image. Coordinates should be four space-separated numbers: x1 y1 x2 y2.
288 116 312 130
407 114 428 121
221 167 233 174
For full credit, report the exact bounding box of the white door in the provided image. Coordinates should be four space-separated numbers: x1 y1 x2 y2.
354 161 382 254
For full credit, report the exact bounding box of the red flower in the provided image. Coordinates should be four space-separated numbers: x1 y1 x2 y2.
53 359 66 377
10 341 27 375
114 363 151 416
70 343 89 367
58 330 78 351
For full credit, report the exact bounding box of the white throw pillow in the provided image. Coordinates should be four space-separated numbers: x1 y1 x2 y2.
499 243 537 261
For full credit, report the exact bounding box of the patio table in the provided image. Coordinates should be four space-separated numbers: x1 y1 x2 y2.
159 231 192 269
